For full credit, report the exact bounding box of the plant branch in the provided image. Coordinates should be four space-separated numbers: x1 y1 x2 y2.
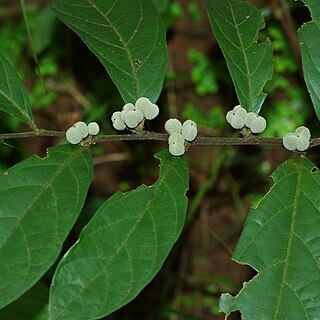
1 130 320 148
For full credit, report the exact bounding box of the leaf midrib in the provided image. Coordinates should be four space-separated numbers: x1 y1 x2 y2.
0 147 85 251
228 0 252 110
273 157 304 319
0 59 35 129
51 159 178 319
86 0 140 99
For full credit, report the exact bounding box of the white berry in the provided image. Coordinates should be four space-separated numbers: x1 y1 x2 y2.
182 120 197 141
234 106 247 119
112 111 126 130
283 133 298 151
88 122 100 135
296 135 310 151
230 115 245 129
168 132 185 145
283 126 311 151
135 97 159 120
123 109 144 128
121 103 135 121
226 105 247 129
66 126 82 145
244 112 258 128
74 121 89 139
165 118 183 135
226 110 234 124
295 126 311 140
250 117 266 134
169 141 185 156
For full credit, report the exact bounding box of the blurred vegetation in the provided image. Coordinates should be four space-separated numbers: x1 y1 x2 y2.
0 1 318 319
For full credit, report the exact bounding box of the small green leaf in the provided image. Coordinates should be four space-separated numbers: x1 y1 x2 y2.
0 282 49 320
50 0 168 103
206 0 273 112
298 0 320 120
0 145 93 309
0 51 36 129
49 150 189 320
219 157 320 319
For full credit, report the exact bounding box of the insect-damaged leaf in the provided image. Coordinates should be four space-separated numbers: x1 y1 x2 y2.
207 0 273 113
50 0 168 103
49 151 189 320
219 157 320 319
0 145 93 309
298 0 320 121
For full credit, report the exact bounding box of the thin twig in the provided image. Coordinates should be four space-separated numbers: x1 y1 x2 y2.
1 129 320 149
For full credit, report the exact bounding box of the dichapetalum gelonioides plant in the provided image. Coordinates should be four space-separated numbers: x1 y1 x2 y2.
0 0 319 319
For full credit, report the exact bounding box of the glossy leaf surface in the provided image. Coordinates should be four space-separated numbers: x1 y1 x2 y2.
207 0 273 113
219 157 320 319
50 0 168 103
0 145 93 309
49 151 189 320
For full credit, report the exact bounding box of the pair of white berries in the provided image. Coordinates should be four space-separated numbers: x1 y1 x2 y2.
165 119 198 156
66 121 100 145
226 105 267 134
112 97 159 130
283 126 311 151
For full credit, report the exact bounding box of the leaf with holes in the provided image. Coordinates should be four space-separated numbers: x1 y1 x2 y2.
0 51 36 129
219 157 320 319
298 0 320 121
50 0 168 103
49 150 189 320
206 0 273 113
0 145 93 309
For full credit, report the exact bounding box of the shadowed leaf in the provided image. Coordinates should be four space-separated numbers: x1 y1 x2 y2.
0 282 48 320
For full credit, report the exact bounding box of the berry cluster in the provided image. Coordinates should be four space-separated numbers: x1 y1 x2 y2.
282 126 311 151
165 119 198 156
226 105 266 134
65 99 312 155
112 97 159 130
66 121 100 145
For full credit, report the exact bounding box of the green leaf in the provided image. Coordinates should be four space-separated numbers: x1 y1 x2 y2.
151 0 169 13
33 7 57 55
0 51 36 129
206 0 273 113
219 157 320 319
49 150 189 320
50 0 168 103
298 0 320 120
0 282 49 320
0 145 93 309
